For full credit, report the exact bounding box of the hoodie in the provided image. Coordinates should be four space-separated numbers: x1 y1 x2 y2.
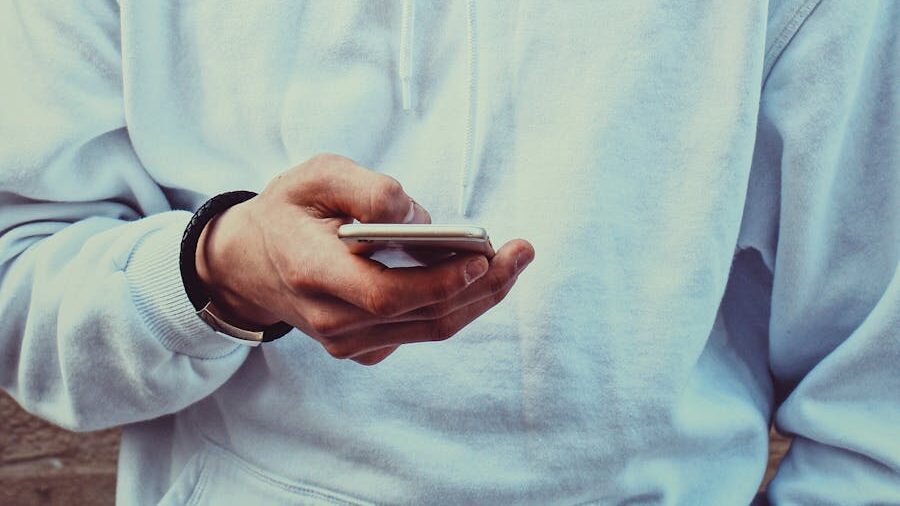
0 0 897 504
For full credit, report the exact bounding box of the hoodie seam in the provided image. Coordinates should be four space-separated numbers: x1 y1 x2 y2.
761 0 823 89
197 435 373 505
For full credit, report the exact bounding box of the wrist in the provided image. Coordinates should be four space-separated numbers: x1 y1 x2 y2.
195 202 281 328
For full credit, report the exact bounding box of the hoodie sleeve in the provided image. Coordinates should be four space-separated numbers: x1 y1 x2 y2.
738 0 900 502
0 0 250 432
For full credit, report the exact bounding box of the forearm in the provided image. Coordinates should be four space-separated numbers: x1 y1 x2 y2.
0 208 248 431
0 0 254 431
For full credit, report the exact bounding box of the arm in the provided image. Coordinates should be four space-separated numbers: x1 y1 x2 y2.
0 0 534 432
0 0 250 431
739 0 900 502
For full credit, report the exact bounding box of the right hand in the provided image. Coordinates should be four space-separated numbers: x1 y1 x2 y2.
195 153 534 365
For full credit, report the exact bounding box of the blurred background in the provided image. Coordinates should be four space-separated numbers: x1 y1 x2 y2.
1 390 791 504
1 392 117 505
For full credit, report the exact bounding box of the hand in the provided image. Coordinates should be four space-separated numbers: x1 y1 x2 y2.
195 153 534 365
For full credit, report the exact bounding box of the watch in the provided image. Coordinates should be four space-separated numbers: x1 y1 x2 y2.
179 191 293 345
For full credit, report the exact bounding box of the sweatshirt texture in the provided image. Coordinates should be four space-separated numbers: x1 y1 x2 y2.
1 1 898 504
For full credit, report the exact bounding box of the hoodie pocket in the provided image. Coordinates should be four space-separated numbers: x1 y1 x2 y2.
158 443 374 506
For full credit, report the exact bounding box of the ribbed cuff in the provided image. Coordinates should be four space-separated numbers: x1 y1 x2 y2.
125 216 240 359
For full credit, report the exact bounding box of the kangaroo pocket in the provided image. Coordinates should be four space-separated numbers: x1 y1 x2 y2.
158 442 374 506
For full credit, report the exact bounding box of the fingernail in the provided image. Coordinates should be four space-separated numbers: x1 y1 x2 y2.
410 201 431 224
402 201 416 223
515 251 533 272
465 258 488 284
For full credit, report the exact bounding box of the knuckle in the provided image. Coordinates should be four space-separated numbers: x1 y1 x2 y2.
323 340 353 360
429 318 456 342
353 354 382 367
305 153 353 187
374 176 405 203
311 152 348 167
364 286 399 317
307 310 341 337
429 277 454 302
488 271 506 296
285 264 316 292
290 153 354 196
416 302 444 321
368 177 406 221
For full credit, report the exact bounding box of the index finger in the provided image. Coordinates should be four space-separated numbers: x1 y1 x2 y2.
290 153 430 224
321 252 490 317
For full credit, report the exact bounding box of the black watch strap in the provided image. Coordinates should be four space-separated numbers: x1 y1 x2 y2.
180 191 293 343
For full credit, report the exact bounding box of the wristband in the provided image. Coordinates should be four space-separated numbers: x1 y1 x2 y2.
180 191 293 345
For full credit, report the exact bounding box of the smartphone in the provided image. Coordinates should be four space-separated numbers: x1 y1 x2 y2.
338 224 495 258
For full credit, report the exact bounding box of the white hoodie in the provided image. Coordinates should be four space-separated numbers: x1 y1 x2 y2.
0 1 898 504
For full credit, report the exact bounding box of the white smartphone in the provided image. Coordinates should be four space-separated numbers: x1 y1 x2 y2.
338 224 495 258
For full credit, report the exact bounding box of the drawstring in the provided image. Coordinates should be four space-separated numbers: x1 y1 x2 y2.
399 0 415 111
400 1 476 215
459 0 477 216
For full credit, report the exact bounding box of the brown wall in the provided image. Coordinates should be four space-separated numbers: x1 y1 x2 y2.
0 390 789 504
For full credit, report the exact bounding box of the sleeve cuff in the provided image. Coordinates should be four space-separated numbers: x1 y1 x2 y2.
125 214 241 359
